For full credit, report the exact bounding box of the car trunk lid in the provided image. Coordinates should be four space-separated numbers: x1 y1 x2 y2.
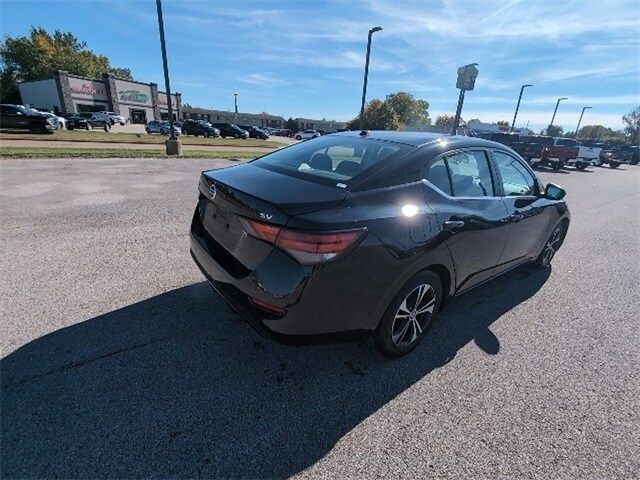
196 163 348 269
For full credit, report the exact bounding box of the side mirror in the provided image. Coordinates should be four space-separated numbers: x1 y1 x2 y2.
544 183 566 200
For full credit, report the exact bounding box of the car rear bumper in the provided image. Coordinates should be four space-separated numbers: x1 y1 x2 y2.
189 208 389 339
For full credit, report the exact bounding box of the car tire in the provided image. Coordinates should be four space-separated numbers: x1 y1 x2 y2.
551 161 563 170
533 221 567 269
609 162 620 169
576 163 587 171
104 124 111 132
375 271 443 358
295 135 302 140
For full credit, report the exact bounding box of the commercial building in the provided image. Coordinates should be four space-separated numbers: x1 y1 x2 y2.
181 107 285 128
18 70 181 124
181 107 347 132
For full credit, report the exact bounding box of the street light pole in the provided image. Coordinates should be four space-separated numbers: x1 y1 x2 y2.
155 0 181 155
574 106 592 138
233 93 238 114
359 26 382 130
548 97 568 133
510 84 532 132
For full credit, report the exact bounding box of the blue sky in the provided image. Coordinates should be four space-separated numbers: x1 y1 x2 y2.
1 0 638 130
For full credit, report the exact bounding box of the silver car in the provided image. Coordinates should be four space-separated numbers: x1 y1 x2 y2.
145 120 181 135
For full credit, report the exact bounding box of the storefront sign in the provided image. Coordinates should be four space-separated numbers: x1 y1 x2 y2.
68 77 108 101
119 89 150 104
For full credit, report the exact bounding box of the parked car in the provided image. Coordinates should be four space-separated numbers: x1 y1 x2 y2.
100 111 127 125
65 113 111 131
145 120 182 135
237 124 269 140
540 138 601 170
0 104 59 133
294 129 321 140
190 131 569 357
593 144 626 168
33 108 66 129
211 122 249 139
516 135 563 169
181 119 220 137
273 128 293 137
606 145 639 166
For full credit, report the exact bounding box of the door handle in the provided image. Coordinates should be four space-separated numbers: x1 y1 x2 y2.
443 220 465 230
509 212 524 222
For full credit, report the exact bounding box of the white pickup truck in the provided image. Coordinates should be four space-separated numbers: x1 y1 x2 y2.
541 138 602 170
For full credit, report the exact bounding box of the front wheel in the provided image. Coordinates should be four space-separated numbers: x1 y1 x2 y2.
609 162 620 169
551 161 563 170
375 271 443 358
576 163 587 170
295 135 302 140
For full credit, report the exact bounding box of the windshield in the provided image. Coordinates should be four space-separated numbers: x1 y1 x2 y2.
253 136 413 187
527 136 554 146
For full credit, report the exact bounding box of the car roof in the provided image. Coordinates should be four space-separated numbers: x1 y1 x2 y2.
330 129 509 149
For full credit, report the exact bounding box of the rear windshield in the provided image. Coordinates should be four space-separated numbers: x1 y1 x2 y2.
253 136 413 187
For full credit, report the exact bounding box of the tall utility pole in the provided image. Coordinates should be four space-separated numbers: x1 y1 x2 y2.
548 97 568 133
510 84 532 132
574 106 592 138
155 0 180 155
359 26 383 130
233 93 239 114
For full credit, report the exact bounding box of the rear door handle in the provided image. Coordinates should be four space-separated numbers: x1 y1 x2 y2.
443 220 465 230
509 212 524 222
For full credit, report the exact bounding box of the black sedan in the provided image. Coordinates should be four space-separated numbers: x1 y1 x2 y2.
65 113 110 131
181 119 220 137
211 122 249 139
237 124 269 140
190 131 569 357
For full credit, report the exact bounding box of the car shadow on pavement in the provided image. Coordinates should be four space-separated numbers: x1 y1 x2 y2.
1 265 550 479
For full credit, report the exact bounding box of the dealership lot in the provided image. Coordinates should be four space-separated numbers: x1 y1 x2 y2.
1 158 639 478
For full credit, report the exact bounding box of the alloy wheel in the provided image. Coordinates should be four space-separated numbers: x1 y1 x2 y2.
391 284 436 347
541 225 562 266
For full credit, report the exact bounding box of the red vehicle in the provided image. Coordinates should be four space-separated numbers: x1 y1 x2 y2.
541 138 602 170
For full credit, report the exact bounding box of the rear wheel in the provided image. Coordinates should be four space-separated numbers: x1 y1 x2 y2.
375 271 443 358
576 162 587 170
295 135 302 140
551 161 563 170
609 162 620 169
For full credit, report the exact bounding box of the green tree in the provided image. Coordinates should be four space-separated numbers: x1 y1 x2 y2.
496 120 510 128
0 27 132 102
622 106 640 142
435 115 456 126
544 124 564 137
284 117 298 131
347 91 430 130
384 91 430 126
576 124 626 143
349 99 401 130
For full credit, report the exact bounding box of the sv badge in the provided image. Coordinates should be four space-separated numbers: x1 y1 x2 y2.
259 212 274 221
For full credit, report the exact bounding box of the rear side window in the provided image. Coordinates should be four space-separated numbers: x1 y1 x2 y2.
253 136 412 187
425 158 452 195
445 150 494 197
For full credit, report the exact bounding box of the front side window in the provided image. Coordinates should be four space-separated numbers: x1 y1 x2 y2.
444 150 494 197
493 151 537 196
253 136 412 186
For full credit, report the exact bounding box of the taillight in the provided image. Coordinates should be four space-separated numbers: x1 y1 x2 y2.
239 218 365 264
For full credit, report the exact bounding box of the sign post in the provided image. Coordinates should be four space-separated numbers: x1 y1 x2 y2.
452 63 478 135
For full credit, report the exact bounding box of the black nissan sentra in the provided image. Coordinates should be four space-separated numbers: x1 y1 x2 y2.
190 131 569 357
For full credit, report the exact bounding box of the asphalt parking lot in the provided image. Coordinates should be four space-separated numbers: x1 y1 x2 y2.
1 158 639 478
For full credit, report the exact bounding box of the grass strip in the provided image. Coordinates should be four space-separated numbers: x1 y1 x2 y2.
0 146 260 160
0 129 285 148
